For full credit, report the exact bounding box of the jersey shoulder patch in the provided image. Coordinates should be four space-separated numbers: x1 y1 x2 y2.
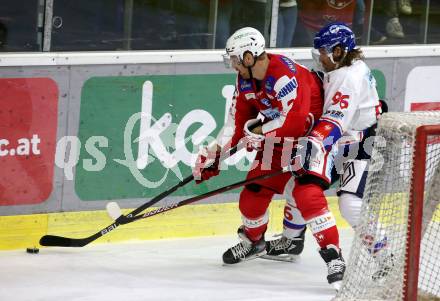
265 76 276 93
274 75 298 103
238 78 253 92
278 56 297 73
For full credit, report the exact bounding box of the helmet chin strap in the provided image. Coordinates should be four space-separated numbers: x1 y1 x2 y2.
328 48 347 69
248 66 254 80
244 55 257 80
328 53 339 69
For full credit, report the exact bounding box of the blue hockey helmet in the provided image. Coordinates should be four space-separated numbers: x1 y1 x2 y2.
313 22 356 53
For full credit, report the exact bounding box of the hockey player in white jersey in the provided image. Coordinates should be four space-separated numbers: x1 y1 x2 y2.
265 22 384 288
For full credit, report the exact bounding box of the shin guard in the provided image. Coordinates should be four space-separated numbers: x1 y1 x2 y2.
307 211 339 249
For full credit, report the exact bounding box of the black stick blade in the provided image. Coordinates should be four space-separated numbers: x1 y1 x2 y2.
40 235 79 247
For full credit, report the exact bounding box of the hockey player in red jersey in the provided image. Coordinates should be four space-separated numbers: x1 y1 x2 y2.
192 27 324 265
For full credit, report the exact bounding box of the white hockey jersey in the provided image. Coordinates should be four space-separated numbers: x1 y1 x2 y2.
310 59 380 148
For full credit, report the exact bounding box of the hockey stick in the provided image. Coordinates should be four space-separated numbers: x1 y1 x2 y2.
109 166 289 224
41 166 288 248
39 175 194 247
39 144 242 248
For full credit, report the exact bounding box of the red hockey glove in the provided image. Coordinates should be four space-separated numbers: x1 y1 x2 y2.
193 148 222 184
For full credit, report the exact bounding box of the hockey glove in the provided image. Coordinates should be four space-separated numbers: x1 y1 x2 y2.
289 136 325 177
193 147 221 184
243 118 264 151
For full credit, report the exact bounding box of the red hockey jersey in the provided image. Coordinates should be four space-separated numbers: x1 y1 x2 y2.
229 53 323 147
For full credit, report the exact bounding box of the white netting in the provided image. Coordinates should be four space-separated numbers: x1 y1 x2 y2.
334 111 440 301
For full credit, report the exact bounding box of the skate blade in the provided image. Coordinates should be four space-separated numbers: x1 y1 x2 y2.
331 280 342 291
222 252 267 266
260 254 299 262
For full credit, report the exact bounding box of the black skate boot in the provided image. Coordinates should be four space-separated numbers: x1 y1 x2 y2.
222 226 266 264
263 228 306 262
319 244 346 291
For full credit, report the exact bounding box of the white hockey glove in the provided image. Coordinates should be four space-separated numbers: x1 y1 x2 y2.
243 118 264 151
289 136 326 177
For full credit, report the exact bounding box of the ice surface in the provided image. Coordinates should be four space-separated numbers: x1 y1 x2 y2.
0 229 354 301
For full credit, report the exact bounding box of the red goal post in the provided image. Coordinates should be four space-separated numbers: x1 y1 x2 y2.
406 124 440 301
334 112 440 301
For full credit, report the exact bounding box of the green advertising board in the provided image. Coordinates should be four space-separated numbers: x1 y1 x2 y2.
372 69 386 100
76 70 386 201
76 74 253 201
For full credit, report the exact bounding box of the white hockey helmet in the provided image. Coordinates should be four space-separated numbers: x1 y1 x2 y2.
223 27 265 67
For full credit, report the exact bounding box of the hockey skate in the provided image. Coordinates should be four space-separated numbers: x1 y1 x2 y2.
222 226 266 264
319 245 346 291
262 228 306 262
361 234 395 281
371 253 395 281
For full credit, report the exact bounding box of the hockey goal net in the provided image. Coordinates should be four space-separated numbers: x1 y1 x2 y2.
334 111 440 301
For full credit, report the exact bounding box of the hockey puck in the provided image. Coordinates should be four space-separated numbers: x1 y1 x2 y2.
26 247 39 254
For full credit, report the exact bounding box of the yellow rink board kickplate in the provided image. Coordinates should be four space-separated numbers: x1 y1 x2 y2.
0 197 349 250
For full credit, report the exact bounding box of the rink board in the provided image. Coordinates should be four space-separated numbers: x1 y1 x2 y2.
0 197 349 250
1 46 440 250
